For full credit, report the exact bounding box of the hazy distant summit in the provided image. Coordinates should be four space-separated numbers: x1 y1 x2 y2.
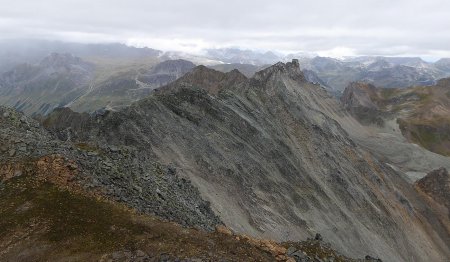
1 39 450 95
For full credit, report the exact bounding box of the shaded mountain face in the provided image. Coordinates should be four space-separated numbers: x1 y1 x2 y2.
341 79 450 156
42 60 449 261
340 82 386 126
0 53 94 115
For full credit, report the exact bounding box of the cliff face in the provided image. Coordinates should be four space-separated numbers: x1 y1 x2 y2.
340 82 385 126
42 60 450 261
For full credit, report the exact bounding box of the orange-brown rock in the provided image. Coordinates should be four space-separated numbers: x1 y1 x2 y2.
215 225 233 236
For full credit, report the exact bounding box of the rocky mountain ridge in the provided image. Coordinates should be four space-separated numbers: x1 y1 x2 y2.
39 60 450 261
1 100 383 261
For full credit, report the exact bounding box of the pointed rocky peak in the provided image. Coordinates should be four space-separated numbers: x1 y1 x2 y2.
224 69 248 83
252 59 305 83
181 65 228 88
163 65 248 95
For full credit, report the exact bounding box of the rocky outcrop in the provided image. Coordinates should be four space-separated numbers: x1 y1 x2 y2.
340 82 385 126
415 167 450 212
0 106 220 230
42 60 450 261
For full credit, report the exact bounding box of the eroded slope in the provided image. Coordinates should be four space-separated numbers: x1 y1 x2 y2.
42 60 450 261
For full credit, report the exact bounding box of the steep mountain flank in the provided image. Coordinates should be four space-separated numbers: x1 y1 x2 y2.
341 79 450 156
340 82 385 126
0 53 94 115
1 104 376 262
42 60 450 261
415 167 450 214
209 63 334 94
0 107 220 231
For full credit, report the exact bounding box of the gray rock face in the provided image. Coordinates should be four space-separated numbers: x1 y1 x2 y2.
0 106 221 231
415 167 450 211
340 82 385 126
42 61 449 261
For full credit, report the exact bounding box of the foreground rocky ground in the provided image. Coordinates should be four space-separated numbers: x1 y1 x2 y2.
0 107 379 261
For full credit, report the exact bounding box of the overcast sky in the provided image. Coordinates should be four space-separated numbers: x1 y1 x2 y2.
1 0 449 60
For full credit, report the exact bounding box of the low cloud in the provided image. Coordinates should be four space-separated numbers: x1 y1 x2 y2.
1 0 449 59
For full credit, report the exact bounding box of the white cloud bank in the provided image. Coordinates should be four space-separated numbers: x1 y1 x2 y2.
0 0 449 59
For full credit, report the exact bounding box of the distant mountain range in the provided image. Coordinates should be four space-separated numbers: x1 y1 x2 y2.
0 53 195 115
296 56 450 92
15 60 450 261
2 40 450 94
2 39 450 118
